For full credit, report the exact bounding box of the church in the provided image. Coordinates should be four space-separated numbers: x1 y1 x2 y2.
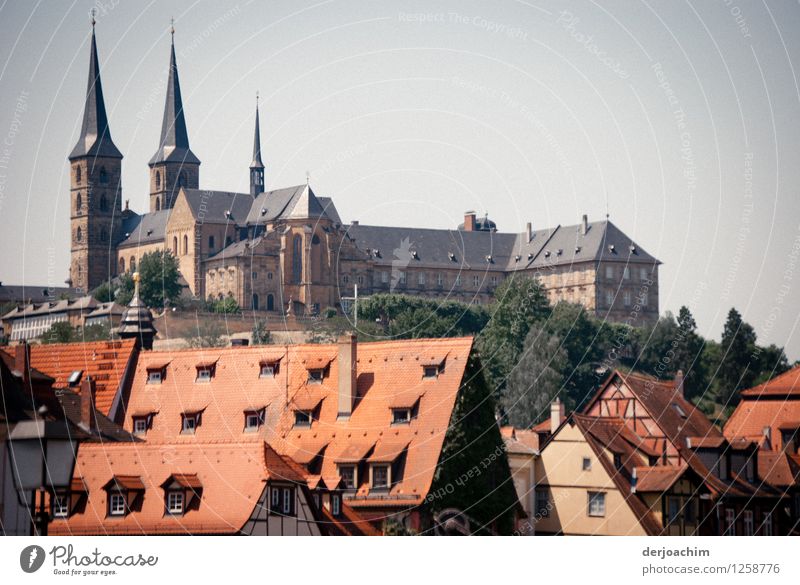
68 21 661 324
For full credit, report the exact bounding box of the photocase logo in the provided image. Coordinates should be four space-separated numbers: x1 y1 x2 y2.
19 545 46 573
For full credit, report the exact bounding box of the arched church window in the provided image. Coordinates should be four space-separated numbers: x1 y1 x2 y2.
75 166 81 184
173 237 178 255
130 257 136 271
156 171 161 189
292 234 302 284
311 234 320 245
76 192 82 213
76 227 82 242
99 167 108 184
183 235 188 255
119 258 125 273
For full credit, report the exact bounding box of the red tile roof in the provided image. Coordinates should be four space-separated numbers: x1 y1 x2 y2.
19 339 137 416
741 365 800 397
633 465 687 492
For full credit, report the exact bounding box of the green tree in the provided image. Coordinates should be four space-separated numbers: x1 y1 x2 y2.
136 249 182 308
41 321 74 343
251 320 271 345
715 308 758 405
79 323 112 341
502 323 567 427
210 297 240 314
91 281 115 303
477 276 550 395
752 343 790 385
114 272 135 306
425 353 519 534
674 306 708 399
188 320 227 348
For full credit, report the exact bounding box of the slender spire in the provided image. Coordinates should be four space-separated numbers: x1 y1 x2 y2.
249 92 265 196
148 20 200 166
250 93 264 170
69 15 122 160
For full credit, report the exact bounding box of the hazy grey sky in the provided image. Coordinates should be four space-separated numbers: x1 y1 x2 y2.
1 0 799 358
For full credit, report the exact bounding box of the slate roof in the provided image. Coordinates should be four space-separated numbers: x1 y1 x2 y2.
246 184 332 224
345 219 660 272
0 284 80 305
118 210 172 248
181 189 253 224
2 296 97 320
69 26 122 160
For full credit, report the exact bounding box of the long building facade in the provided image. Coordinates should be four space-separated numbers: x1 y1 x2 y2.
68 22 661 324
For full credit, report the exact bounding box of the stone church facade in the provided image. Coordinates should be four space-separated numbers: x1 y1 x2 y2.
67 23 661 325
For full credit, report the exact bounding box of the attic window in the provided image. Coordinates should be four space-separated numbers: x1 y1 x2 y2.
411 250 419 259
423 365 439 379
146 367 165 384
132 415 154 436
630 245 637 254
294 410 312 427
67 370 83 387
338 465 357 489
181 412 201 434
109 492 127 517
146 229 153 236
527 253 534 260
371 464 390 490
260 207 267 216
514 255 521 262
244 409 265 432
448 252 456 261
575 246 582 254
671 403 687 419
331 494 341 516
485 255 493 263
269 486 296 516
608 244 616 253
308 368 324 383
53 493 70 518
195 363 215 382
166 490 184 515
373 249 381 257
557 248 563 256
392 408 412 425
544 250 551 258
224 210 232 219
260 361 279 378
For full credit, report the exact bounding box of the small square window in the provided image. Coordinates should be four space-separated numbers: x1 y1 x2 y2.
294 410 312 427
53 493 70 518
147 369 163 384
167 491 184 515
308 369 324 383
423 365 438 379
196 368 212 382
133 417 149 436
372 465 389 489
182 413 199 434
582 457 591 471
588 492 605 517
392 408 411 424
260 362 278 377
109 492 126 516
245 410 263 431
339 465 356 489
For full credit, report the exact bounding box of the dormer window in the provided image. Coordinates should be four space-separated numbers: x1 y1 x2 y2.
269 486 296 516
294 410 312 427
52 492 70 518
244 408 265 432
166 491 184 515
260 361 279 378
104 476 144 518
195 361 216 382
146 365 167 384
181 412 201 435
132 414 154 436
392 408 412 425
671 403 687 418
338 465 356 489
308 369 324 383
371 465 390 490
109 493 127 516
423 365 439 379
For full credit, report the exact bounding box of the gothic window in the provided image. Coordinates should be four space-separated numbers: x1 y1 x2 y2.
156 197 161 211
100 194 108 211
76 227 82 242
155 171 161 189
119 258 125 273
173 237 178 255
75 165 82 183
183 235 188 255
99 167 108 184
292 234 302 284
76 192 82 213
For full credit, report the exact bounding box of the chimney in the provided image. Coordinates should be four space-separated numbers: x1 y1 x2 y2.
550 398 564 434
674 369 685 399
337 334 358 419
80 376 97 431
525 222 532 242
581 214 589 235
463 211 476 232
15 340 30 386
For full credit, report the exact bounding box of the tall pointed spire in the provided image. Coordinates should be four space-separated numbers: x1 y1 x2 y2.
249 92 265 196
69 13 122 160
148 21 199 165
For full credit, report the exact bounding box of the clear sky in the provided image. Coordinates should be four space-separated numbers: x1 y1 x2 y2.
1 0 799 359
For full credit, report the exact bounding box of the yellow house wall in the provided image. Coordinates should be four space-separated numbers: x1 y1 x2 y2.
534 424 646 536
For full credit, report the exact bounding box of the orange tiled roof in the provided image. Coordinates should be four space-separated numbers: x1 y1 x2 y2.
121 337 473 511
50 442 273 535
22 339 137 416
633 465 687 492
319 502 382 536
741 365 800 397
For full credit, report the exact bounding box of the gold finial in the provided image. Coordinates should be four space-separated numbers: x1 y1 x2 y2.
90 8 96 27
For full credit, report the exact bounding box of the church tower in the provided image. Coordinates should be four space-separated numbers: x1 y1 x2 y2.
250 94 265 197
148 24 200 212
68 16 123 292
